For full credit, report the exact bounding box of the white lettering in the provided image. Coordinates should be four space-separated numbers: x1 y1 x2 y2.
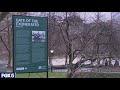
16 67 24 70
1 74 10 78
10 73 15 78
26 19 31 22
16 18 25 22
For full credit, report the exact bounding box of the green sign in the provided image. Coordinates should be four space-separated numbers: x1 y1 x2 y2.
13 16 48 73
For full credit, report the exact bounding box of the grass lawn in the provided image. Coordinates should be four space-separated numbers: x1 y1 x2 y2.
16 72 66 78
75 72 120 78
16 72 120 78
16 72 47 78
48 72 66 78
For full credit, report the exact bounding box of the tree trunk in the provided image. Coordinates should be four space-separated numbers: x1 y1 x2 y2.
7 25 12 68
66 43 74 78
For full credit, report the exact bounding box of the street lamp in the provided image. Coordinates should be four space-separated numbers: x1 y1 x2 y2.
50 50 54 54
49 50 54 72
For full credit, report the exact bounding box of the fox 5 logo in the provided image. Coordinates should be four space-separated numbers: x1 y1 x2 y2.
0 73 16 78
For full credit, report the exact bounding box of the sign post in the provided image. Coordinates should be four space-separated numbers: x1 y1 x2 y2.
13 16 48 74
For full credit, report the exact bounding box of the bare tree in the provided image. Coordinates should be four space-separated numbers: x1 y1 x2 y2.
0 12 28 71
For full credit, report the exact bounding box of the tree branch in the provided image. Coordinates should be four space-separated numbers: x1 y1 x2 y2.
0 12 9 22
0 35 10 53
